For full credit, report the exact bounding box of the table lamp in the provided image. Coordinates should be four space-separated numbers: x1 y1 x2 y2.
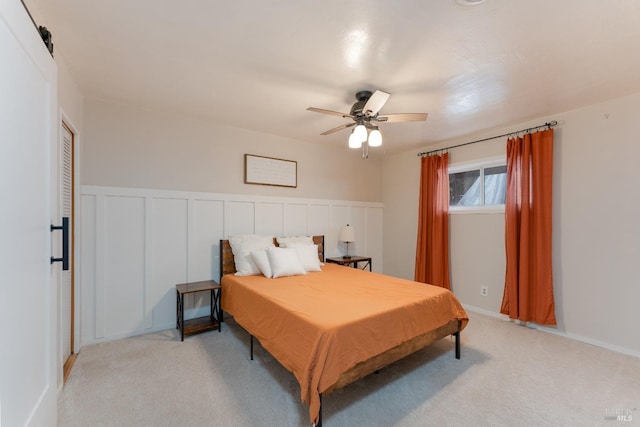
339 224 355 259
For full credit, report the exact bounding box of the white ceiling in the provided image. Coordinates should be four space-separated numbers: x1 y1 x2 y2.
38 0 640 155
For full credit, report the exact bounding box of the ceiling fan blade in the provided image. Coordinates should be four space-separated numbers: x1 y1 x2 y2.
363 90 390 116
320 122 355 136
376 113 428 123
307 107 351 118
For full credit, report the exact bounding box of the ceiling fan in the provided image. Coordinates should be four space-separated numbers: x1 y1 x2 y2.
307 89 428 156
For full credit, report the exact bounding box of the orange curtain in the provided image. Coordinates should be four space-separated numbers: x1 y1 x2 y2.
415 153 450 289
500 129 556 325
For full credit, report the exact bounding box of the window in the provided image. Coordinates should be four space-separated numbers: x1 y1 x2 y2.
449 158 506 212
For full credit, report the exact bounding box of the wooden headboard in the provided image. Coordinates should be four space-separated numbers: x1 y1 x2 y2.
220 236 325 278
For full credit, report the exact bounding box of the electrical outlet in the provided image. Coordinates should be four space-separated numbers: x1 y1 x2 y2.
480 286 488 297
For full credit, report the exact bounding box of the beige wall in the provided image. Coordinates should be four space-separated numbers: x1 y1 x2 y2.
82 98 382 202
381 152 420 279
383 93 640 356
57 54 84 132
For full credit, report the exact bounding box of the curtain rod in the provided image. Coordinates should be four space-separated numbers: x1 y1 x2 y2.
417 120 558 157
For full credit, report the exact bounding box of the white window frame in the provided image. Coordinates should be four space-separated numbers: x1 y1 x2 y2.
449 156 506 214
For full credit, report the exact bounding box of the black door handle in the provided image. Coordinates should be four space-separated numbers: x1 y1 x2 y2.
51 217 69 271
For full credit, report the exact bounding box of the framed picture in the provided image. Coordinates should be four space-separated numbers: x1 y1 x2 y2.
244 154 297 188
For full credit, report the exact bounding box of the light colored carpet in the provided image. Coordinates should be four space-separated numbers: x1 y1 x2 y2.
58 313 639 426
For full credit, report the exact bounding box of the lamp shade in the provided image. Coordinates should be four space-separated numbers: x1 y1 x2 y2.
348 131 362 149
339 224 355 242
353 124 367 142
368 128 382 147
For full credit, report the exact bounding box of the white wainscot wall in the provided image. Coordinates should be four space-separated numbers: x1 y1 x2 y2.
80 186 383 345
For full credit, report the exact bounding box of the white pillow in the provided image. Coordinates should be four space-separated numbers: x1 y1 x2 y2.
287 243 322 272
267 247 307 278
251 249 273 278
229 235 274 276
276 235 314 248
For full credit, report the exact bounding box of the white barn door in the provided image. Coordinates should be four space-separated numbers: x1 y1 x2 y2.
0 1 58 426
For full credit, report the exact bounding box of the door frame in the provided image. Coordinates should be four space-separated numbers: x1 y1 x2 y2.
58 110 81 390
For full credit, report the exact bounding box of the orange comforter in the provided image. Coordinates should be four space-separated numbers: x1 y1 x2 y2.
221 263 468 424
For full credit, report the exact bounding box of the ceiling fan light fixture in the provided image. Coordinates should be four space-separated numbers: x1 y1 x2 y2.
307 89 427 157
348 131 363 149
368 128 382 147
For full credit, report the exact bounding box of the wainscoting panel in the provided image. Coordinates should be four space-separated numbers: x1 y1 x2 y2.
80 186 383 345
225 201 255 236
308 204 330 236
284 204 308 236
102 195 146 338
80 195 96 345
349 206 367 257
149 198 188 330
366 207 384 270
189 199 224 283
255 202 284 236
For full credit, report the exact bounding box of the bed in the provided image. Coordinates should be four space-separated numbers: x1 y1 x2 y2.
219 236 468 426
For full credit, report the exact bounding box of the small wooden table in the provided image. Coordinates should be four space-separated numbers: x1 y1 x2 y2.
176 280 222 341
326 255 372 271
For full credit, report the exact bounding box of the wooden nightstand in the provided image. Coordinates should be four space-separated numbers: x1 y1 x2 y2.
176 280 222 341
326 256 372 271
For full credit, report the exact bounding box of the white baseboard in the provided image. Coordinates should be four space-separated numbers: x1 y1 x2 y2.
81 321 177 346
461 304 504 320
462 304 640 359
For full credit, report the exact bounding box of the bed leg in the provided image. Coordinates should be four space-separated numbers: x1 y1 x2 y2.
250 334 254 361
454 331 460 359
316 393 322 427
